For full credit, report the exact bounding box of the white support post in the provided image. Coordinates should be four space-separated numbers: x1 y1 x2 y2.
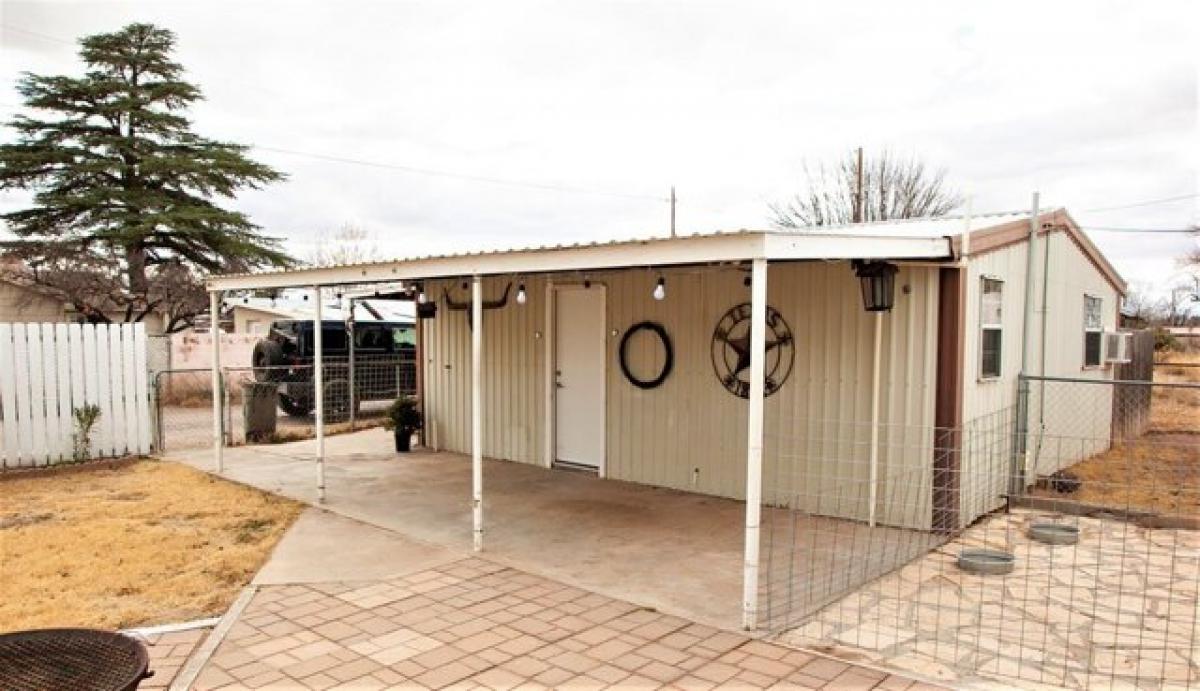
742 257 767 630
868 310 882 527
471 275 484 551
210 291 223 473
313 285 326 503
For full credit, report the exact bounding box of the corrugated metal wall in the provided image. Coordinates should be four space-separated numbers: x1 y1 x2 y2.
422 261 940 529
959 231 1120 525
1028 232 1119 472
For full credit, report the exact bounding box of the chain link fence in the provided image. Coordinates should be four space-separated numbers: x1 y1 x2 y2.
152 353 416 452
765 374 1198 690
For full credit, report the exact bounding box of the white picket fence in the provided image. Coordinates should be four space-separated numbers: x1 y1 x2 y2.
0 322 152 468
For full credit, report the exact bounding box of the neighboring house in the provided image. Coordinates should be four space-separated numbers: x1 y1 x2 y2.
204 207 1126 628
0 275 73 323
225 299 297 334
0 263 174 333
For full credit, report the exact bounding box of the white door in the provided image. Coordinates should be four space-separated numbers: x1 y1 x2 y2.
554 286 606 470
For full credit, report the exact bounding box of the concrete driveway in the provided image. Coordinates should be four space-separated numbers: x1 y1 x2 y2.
165 428 933 633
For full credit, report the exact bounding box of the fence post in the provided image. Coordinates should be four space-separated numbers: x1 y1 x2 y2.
1010 375 1031 504
153 372 164 453
223 368 232 446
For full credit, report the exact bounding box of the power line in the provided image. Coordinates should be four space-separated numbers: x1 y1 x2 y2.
1080 193 1199 213
254 145 669 203
1 19 669 204
1080 226 1196 233
1 24 75 46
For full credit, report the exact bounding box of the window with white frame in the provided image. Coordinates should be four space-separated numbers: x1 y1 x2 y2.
980 277 1003 379
1084 295 1104 367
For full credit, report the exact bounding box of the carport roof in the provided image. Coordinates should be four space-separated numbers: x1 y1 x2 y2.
205 209 1049 292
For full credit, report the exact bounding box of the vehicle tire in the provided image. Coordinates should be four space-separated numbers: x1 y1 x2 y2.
278 393 312 417
323 379 352 423
252 340 287 382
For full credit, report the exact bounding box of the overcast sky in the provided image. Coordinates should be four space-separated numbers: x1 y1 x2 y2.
1 1 1197 294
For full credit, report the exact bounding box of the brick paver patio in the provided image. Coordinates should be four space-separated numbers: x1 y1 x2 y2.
194 558 936 690
133 626 210 689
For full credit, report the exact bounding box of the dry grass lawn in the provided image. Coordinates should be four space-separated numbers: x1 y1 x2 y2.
0 459 301 631
1150 350 1200 434
1032 349 1199 516
1035 436 1199 516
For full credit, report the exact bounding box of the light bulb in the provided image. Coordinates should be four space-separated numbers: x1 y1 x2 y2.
516 284 527 305
652 277 666 301
417 291 426 304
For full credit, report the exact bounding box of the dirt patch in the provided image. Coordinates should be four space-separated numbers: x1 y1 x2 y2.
0 512 54 530
239 417 386 445
0 459 302 630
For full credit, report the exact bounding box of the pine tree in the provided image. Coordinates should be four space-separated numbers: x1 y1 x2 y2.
0 23 291 329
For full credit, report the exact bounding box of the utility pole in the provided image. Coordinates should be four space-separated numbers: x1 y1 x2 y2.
853 147 864 223
670 186 677 238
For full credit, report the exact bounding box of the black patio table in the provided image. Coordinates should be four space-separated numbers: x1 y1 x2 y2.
0 628 152 691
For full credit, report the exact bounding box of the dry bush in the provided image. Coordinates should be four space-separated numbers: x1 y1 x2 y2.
0 459 302 630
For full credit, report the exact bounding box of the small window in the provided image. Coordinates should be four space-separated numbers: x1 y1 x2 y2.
980 278 1003 379
1084 295 1103 367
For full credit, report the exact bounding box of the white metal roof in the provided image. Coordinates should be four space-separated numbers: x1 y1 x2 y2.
205 209 1069 292
795 209 1040 238
207 229 961 292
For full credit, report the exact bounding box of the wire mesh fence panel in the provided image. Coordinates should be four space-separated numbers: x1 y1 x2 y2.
152 352 417 452
228 352 417 445
765 377 1198 690
153 369 219 452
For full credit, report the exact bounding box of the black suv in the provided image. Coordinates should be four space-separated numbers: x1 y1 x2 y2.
252 319 416 420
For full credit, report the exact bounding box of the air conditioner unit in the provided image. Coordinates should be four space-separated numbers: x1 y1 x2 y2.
1105 331 1132 364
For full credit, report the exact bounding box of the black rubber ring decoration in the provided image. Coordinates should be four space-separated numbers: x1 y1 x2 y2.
619 321 674 389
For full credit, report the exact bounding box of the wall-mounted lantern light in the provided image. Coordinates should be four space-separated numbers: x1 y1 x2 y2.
853 261 899 312
652 276 666 301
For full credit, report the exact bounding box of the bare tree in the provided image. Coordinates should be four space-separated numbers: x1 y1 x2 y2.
308 224 380 266
769 149 962 228
1159 278 1199 326
1121 282 1161 324
4 247 207 332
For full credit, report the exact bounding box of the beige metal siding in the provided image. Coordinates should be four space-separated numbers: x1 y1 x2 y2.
1028 232 1119 473
422 262 940 529
960 231 1120 524
960 241 1029 523
423 277 547 465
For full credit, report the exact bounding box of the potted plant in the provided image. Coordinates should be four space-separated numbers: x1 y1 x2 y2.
384 397 422 452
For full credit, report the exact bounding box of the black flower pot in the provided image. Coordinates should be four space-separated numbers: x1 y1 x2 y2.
394 427 412 452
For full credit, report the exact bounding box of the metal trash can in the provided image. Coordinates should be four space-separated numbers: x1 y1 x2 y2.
242 381 278 442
